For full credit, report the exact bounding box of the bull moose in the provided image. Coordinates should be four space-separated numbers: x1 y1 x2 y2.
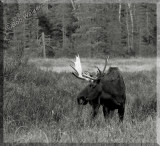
70 55 126 122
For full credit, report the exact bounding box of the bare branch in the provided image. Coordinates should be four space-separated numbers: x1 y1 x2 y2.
119 0 121 23
70 0 76 10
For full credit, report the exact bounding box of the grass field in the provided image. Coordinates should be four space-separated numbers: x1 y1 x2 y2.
29 57 157 73
3 57 157 143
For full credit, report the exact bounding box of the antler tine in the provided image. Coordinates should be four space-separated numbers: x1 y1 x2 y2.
70 65 78 74
102 56 109 74
83 72 97 80
95 66 101 75
70 55 92 81
72 72 87 80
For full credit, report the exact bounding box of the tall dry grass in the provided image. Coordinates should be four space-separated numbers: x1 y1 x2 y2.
3 57 157 143
29 57 156 73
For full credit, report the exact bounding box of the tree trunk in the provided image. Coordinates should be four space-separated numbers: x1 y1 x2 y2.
126 6 130 54
36 18 39 43
45 0 48 13
70 0 75 10
42 32 46 58
13 27 16 48
18 2 25 52
128 3 134 53
146 5 149 43
139 27 142 56
119 0 121 23
62 6 66 51
23 19 26 49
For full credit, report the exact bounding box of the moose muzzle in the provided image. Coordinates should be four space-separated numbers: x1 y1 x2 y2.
77 96 88 105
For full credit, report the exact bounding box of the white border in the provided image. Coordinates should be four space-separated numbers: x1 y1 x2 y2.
3 0 160 145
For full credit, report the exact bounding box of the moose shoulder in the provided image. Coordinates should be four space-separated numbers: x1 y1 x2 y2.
101 67 126 104
70 55 126 122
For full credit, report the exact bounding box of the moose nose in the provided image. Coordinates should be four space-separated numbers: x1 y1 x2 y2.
77 96 83 105
77 96 88 105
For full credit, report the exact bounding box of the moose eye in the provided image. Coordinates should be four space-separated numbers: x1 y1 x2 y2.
89 84 92 87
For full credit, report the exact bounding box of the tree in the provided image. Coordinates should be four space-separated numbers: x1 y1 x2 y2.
4 2 157 58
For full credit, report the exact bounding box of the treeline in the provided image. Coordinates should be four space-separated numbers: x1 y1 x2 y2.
4 1 157 58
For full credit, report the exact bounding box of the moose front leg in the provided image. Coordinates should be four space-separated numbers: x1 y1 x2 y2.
118 105 125 122
91 104 100 119
102 106 111 121
103 106 115 123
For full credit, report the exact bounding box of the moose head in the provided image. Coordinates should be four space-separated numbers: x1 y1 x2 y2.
70 55 109 105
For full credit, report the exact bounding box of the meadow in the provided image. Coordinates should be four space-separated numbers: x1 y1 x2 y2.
3 57 157 143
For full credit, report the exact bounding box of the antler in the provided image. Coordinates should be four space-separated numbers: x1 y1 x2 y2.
102 56 109 74
95 56 109 76
70 55 97 81
70 55 109 81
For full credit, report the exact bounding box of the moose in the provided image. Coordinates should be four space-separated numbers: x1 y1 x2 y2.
70 55 126 122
